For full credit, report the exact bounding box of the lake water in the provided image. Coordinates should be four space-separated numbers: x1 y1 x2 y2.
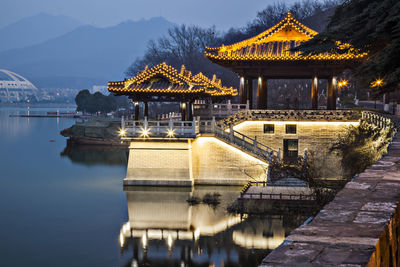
0 107 311 267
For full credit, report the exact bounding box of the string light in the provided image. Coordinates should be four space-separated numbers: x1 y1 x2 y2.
108 63 238 97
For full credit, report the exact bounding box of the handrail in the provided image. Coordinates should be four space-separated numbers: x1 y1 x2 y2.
361 111 398 130
121 116 199 137
212 120 280 161
239 192 316 201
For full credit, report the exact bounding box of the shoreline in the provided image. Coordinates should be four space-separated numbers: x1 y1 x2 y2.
0 103 77 108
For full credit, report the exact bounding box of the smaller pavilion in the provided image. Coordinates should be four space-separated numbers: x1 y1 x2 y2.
205 12 367 110
108 63 238 120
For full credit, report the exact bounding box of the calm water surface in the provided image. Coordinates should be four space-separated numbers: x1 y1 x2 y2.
0 107 307 267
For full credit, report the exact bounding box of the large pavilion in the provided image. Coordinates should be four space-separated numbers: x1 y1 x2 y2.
108 63 238 120
205 12 367 110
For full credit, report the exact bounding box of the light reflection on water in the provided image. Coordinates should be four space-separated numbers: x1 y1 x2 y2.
118 186 304 267
0 107 313 267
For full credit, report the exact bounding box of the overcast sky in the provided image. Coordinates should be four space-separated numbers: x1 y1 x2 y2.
1 0 302 29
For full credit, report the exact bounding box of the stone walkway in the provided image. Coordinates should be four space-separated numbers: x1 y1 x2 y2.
261 133 400 266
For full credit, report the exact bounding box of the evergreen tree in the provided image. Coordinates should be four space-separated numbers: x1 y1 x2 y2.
296 0 400 92
75 90 118 114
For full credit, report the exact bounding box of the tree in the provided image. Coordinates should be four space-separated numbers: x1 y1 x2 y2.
296 0 400 92
221 0 340 45
75 89 91 113
125 25 238 87
75 90 117 114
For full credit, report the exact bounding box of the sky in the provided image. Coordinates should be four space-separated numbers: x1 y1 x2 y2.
1 0 301 30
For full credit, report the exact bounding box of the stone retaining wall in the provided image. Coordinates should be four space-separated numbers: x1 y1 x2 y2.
261 133 400 266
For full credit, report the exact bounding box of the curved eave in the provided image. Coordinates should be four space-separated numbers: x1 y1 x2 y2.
108 87 237 97
204 53 368 63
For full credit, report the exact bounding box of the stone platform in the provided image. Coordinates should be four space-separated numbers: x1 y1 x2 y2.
261 133 400 266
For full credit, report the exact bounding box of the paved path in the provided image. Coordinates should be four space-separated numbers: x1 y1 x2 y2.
261 133 400 266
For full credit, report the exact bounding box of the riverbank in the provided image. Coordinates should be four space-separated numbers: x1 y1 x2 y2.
0 103 76 108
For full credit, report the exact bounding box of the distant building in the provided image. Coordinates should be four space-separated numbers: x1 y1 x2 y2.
0 69 38 102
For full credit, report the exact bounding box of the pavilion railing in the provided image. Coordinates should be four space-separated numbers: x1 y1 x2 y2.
219 109 362 127
361 111 399 130
121 116 199 138
194 100 249 118
121 115 280 162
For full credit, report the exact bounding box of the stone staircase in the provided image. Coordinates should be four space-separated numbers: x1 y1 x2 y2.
211 121 280 163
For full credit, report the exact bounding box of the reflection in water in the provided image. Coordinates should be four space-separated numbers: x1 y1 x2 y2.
60 142 128 166
119 186 311 267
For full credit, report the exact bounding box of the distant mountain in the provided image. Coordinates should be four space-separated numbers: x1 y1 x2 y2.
0 17 175 89
0 13 82 52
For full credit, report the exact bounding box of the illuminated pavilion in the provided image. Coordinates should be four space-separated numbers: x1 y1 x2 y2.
108 63 238 120
205 12 367 110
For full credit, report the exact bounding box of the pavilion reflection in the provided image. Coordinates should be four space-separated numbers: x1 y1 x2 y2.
119 186 294 267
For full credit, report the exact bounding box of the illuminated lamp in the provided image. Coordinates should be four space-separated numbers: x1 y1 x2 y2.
118 129 127 137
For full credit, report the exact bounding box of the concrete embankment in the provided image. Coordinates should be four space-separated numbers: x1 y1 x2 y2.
261 133 400 266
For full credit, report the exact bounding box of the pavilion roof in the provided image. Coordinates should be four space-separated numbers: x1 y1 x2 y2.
108 63 237 97
205 12 367 62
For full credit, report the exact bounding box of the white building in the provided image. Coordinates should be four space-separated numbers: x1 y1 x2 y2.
0 69 38 102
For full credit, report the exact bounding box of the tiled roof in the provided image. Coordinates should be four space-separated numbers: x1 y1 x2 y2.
108 63 237 97
205 12 367 62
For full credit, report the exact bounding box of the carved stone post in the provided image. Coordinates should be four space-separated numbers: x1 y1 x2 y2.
383 93 390 112
229 124 234 142
211 116 216 133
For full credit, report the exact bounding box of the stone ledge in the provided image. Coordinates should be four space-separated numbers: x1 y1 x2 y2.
123 179 192 187
261 132 400 266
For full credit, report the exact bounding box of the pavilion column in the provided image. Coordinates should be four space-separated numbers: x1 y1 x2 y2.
144 101 149 118
240 76 247 104
246 78 253 109
257 77 268 109
327 76 337 110
311 76 318 110
187 101 193 121
383 93 390 112
180 102 187 121
134 102 140 120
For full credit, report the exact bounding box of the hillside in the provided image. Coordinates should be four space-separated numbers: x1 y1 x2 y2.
0 17 174 88
0 13 82 52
